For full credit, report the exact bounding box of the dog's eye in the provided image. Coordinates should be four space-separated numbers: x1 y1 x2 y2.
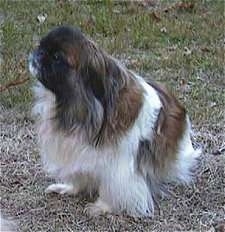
53 52 61 61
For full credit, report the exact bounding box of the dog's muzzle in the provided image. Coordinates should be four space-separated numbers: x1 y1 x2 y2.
28 49 45 77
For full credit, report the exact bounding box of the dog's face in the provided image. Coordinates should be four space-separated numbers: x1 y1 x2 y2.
29 27 87 99
29 26 106 134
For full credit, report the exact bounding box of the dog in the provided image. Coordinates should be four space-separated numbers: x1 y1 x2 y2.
29 26 201 217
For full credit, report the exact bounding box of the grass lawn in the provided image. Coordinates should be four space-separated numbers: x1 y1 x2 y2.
0 0 224 231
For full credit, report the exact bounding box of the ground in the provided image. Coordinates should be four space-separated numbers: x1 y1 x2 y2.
0 1 224 231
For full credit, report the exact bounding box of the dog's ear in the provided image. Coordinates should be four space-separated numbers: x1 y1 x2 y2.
81 63 106 105
79 42 107 105
79 41 128 145
80 41 124 108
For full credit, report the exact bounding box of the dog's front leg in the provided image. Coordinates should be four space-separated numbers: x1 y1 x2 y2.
45 183 78 195
45 172 88 196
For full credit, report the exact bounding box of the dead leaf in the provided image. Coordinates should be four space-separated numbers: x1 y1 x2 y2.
113 9 121 14
160 27 167 33
179 78 191 93
150 11 161 22
37 13 47 24
183 46 192 56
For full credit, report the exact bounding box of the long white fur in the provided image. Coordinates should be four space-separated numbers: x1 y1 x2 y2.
32 70 201 217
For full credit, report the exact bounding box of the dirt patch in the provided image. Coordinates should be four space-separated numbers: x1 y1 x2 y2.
0 106 224 232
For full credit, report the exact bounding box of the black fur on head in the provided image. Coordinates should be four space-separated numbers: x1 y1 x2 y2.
30 26 132 145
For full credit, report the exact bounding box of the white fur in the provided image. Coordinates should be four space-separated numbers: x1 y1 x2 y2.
171 118 202 183
33 74 200 217
28 53 38 77
45 183 76 195
0 212 16 232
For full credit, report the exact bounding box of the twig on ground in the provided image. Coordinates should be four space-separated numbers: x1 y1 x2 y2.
0 77 29 92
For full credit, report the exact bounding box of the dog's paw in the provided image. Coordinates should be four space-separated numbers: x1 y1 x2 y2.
84 199 112 217
45 183 76 195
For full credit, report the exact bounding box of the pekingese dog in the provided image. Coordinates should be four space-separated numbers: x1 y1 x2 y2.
29 26 201 217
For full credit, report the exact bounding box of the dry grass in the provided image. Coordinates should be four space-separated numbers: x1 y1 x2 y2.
0 0 225 231
0 107 224 232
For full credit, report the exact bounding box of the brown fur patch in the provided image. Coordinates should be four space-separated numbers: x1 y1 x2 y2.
64 46 80 69
105 75 143 143
137 80 186 180
93 67 144 146
80 41 144 146
67 51 78 69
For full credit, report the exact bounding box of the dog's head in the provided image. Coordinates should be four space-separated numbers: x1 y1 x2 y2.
29 26 143 144
29 26 105 100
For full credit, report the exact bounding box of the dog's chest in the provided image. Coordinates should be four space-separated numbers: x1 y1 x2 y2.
37 120 97 177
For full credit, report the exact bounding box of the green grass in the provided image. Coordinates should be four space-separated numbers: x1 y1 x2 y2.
0 0 224 126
